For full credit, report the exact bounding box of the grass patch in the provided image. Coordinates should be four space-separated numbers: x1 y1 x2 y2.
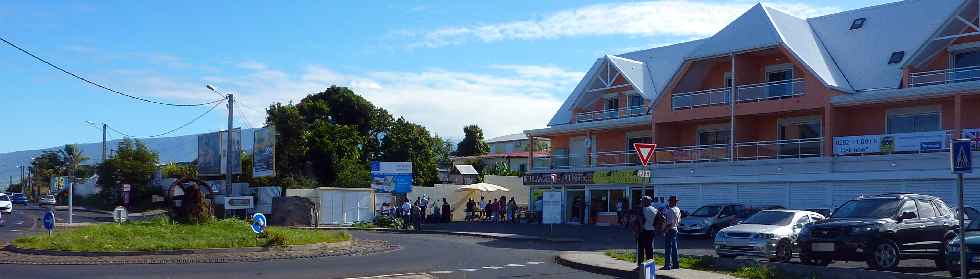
13 217 350 252
603 250 818 279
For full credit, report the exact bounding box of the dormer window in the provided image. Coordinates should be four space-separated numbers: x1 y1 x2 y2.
850 18 866 30
888 51 905 64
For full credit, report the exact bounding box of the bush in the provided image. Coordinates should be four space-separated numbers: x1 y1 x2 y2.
264 231 289 248
373 215 403 229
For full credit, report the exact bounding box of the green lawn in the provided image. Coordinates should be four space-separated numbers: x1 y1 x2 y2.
603 250 819 279
13 217 350 252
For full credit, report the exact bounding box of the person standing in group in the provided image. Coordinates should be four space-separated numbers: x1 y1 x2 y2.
639 197 658 264
534 196 543 223
507 197 517 223
465 198 476 222
498 197 507 222
479 196 487 220
401 198 413 230
411 200 423 231
432 200 442 224
442 198 452 222
616 198 625 226
662 196 682 270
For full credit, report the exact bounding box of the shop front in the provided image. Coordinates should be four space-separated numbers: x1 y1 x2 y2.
525 170 651 225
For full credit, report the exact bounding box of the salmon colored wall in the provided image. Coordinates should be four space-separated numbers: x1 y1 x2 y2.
549 135 570 150
833 98 957 136
965 96 980 129
908 34 980 83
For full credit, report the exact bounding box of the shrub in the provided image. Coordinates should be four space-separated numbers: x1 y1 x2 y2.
373 215 403 229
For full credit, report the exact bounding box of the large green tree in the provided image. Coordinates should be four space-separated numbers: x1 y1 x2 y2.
95 138 159 209
455 125 489 157
431 135 455 168
381 118 439 186
30 151 65 196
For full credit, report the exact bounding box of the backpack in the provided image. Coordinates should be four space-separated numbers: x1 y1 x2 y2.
653 210 667 232
628 208 645 235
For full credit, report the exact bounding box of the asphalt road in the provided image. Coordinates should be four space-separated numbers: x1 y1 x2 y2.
0 230 614 279
0 203 104 244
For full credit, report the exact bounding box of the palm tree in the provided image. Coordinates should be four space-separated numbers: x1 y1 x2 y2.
60 144 89 178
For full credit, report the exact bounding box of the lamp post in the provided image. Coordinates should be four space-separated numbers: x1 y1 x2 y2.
206 85 234 198
85 121 108 163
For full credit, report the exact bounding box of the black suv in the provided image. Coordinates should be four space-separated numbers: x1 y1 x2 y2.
798 193 958 270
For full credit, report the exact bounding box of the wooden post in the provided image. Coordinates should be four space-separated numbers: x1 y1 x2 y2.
824 104 833 157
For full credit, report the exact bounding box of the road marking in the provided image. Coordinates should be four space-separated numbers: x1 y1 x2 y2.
429 271 453 274
481 266 503 269
526 261 544 265
505 264 525 267
8 229 19 232
458 269 478 272
343 273 434 279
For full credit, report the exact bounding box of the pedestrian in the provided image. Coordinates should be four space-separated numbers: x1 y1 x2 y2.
442 198 452 222
479 196 487 220
432 201 442 223
616 198 625 226
412 201 423 231
487 199 497 222
640 196 658 264
507 197 517 223
420 195 430 223
465 198 475 222
662 196 682 270
401 198 412 230
534 196 543 223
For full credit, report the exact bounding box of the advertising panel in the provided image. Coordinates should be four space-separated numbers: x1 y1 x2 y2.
198 129 243 176
542 191 563 224
833 131 948 155
252 127 276 178
370 161 413 193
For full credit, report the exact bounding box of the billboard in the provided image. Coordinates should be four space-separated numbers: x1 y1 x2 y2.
50 176 70 193
833 131 947 155
197 129 242 176
370 161 413 193
252 127 276 178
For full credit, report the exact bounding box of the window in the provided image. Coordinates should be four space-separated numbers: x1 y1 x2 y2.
628 95 645 116
915 200 937 218
899 200 917 218
765 66 795 98
720 206 735 217
604 97 620 119
886 107 941 134
778 117 822 158
698 127 731 146
888 51 905 64
724 72 733 88
850 18 866 30
796 215 811 226
953 50 980 82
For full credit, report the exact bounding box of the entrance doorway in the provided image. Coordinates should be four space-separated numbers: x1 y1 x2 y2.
566 190 586 224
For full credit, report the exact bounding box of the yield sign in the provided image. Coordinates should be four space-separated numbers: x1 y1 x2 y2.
633 143 658 167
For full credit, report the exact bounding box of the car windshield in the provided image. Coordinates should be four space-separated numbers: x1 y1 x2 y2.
12 193 24 198
969 220 980 231
741 211 795 226
690 206 721 217
831 199 902 219
0 195 8 201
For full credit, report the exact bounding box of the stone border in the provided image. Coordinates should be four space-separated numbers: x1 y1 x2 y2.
0 240 398 265
4 240 352 257
299 226 583 243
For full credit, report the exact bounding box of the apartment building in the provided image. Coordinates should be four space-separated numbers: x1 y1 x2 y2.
524 0 980 225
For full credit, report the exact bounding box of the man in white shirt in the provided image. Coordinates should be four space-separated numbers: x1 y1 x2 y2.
639 196 657 263
662 196 682 270
401 199 412 230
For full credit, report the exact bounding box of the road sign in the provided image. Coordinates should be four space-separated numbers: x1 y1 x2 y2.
633 143 657 167
636 170 652 178
642 259 657 279
43 211 55 232
251 213 267 234
113 206 128 223
953 139 973 174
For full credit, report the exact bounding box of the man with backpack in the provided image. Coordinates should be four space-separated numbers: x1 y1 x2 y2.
630 196 658 266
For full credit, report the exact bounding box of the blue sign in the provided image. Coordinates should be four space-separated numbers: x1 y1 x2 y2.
642 259 656 279
370 161 381 172
43 211 55 231
953 139 973 174
370 161 414 193
251 213 267 234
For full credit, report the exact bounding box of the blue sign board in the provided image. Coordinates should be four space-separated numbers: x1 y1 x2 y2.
642 259 656 279
953 140 973 174
43 211 55 231
251 213 267 234
370 161 413 193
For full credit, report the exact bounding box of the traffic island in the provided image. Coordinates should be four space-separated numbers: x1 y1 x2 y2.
0 217 398 265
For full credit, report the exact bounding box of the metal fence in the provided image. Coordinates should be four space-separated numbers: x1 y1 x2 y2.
574 106 650 123
671 78 805 110
909 65 980 87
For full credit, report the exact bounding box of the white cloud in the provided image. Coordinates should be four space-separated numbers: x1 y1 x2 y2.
406 1 839 48
121 62 580 139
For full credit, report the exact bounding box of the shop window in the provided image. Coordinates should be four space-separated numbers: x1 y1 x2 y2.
886 107 941 134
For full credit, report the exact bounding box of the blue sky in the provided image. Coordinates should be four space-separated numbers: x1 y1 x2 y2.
0 0 894 153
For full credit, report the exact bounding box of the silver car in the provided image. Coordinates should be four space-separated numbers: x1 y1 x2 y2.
714 209 825 262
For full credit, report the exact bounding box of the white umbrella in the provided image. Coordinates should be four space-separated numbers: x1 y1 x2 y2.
455 183 511 192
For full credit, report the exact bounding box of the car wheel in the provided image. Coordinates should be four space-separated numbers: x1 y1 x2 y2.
801 254 831 266
769 239 793 263
868 240 900 270
936 237 953 269
949 265 962 278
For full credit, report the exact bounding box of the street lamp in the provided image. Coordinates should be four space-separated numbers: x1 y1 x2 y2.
84 121 108 163
206 84 234 198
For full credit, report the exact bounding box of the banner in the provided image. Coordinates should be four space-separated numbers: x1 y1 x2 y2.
50 176 69 193
542 191 563 224
370 161 413 193
197 129 242 176
252 127 276 178
833 131 947 155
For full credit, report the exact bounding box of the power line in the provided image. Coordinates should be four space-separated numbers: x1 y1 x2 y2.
0 36 226 107
235 102 254 129
105 125 132 138
148 99 226 138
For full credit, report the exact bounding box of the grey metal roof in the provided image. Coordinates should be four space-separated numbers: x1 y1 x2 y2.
454 165 479 175
486 133 527 143
687 4 783 60
808 0 964 91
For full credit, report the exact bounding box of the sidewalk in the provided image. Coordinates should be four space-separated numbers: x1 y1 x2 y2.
557 251 736 279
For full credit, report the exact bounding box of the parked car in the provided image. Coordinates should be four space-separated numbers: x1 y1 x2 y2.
946 220 980 277
955 206 980 221
678 203 745 238
0 194 12 213
715 210 825 262
798 193 957 270
39 194 56 206
805 208 833 218
10 193 28 205
738 205 786 221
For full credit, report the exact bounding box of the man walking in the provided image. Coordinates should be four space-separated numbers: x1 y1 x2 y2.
662 196 682 270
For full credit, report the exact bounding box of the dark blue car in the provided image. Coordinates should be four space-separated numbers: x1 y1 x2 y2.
10 193 28 205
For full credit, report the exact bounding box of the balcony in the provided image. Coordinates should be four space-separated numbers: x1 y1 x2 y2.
531 137 824 170
574 106 650 123
671 79 806 110
908 66 980 87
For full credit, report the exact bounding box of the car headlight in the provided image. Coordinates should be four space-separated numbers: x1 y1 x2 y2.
690 223 703 229
753 233 777 240
850 225 877 234
948 237 962 253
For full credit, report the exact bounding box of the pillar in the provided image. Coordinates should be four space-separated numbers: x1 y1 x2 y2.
823 103 833 157
527 135 535 170
955 94 963 138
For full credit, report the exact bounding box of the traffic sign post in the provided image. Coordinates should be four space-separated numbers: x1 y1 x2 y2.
952 139 972 279
251 213 267 234
43 210 55 236
632 143 657 273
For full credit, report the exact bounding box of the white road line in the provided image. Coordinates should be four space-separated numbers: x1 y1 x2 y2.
343 273 433 279
505 264 525 267
458 268 478 272
429 271 453 274
526 261 544 265
481 266 503 269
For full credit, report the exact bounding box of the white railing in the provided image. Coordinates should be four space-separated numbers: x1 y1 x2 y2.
575 106 650 123
671 79 805 110
530 138 824 170
909 65 980 87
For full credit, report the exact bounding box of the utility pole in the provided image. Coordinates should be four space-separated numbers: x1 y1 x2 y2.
226 93 234 197
102 123 107 163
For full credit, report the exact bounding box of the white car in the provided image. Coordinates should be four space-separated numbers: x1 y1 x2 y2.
713 209 825 262
0 193 12 213
39 194 56 206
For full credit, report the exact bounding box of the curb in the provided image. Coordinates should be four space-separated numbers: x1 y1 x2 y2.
297 226 584 243
555 252 637 278
4 240 352 257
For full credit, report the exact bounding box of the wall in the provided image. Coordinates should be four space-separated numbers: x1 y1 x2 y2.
833 97 956 136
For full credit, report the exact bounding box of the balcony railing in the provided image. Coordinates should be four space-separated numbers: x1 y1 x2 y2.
909 65 980 87
671 78 805 110
531 137 824 170
574 106 650 123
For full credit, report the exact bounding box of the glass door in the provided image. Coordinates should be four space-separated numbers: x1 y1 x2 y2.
589 189 609 225
566 190 586 224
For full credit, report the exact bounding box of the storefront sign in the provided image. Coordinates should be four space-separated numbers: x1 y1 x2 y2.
834 131 947 155
542 191 562 225
593 170 649 185
524 170 648 185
